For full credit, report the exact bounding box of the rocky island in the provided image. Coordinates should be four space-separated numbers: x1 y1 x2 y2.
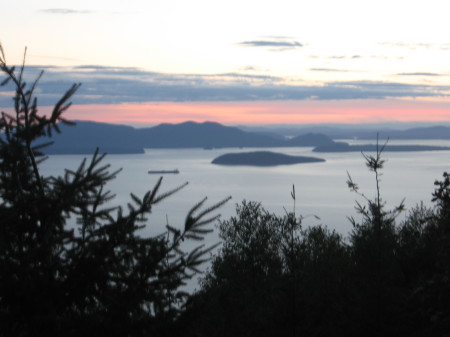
212 151 325 167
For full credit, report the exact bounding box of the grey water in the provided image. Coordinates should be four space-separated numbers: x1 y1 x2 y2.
41 140 450 235
40 141 450 288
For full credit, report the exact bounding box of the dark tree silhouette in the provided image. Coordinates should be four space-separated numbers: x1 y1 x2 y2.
0 45 229 337
184 200 348 337
346 140 407 336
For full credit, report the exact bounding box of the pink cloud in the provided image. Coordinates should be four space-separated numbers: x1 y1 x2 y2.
57 98 450 125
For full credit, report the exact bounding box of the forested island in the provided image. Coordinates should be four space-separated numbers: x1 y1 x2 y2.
212 151 325 166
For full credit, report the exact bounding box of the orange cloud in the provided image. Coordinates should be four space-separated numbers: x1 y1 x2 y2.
58 98 450 125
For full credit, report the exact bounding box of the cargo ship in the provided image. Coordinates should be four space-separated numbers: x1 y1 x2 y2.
148 169 179 174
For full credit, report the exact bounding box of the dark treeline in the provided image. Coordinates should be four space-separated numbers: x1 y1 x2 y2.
1 47 449 337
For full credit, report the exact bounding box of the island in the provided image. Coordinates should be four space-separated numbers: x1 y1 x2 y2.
211 151 325 167
313 142 450 152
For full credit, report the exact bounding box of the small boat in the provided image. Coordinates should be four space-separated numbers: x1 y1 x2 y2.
148 169 180 174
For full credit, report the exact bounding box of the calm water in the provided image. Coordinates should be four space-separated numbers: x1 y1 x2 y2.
41 141 450 237
40 141 450 290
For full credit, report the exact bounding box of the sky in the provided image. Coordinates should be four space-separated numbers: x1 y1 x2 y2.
1 0 450 126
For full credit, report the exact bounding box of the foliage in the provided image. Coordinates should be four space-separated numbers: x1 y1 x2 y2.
0 45 229 337
345 140 408 335
199 201 290 337
433 171 450 224
406 172 450 335
183 139 450 337
184 200 348 337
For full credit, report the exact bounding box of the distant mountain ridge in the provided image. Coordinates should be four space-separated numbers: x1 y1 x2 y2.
313 142 450 153
46 121 142 154
136 121 286 148
38 120 450 154
42 120 335 154
356 126 450 140
240 124 450 140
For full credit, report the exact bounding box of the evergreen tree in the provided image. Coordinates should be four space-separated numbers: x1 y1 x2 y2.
185 200 348 337
402 172 450 336
196 201 289 337
0 45 229 337
345 140 408 336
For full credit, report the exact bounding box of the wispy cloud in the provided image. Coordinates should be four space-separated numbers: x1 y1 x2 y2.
396 72 441 76
309 68 351 72
239 40 303 48
1 66 450 106
312 54 403 61
332 80 448 98
39 8 93 15
309 55 362 60
238 37 303 51
378 42 450 50
371 55 404 60
240 66 261 72
379 42 424 49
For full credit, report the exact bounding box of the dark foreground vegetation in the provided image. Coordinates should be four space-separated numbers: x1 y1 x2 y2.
1 47 449 337
0 46 231 336
183 168 450 337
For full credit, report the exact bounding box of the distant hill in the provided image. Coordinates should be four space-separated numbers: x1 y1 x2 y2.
240 124 450 140
136 121 284 148
286 133 335 147
313 142 450 152
355 126 450 140
212 151 325 167
41 120 337 154
43 121 144 154
38 120 450 155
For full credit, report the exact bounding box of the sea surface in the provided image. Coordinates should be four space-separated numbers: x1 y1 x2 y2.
40 140 450 288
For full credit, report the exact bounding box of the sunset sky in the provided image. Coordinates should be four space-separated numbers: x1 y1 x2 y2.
1 0 450 126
